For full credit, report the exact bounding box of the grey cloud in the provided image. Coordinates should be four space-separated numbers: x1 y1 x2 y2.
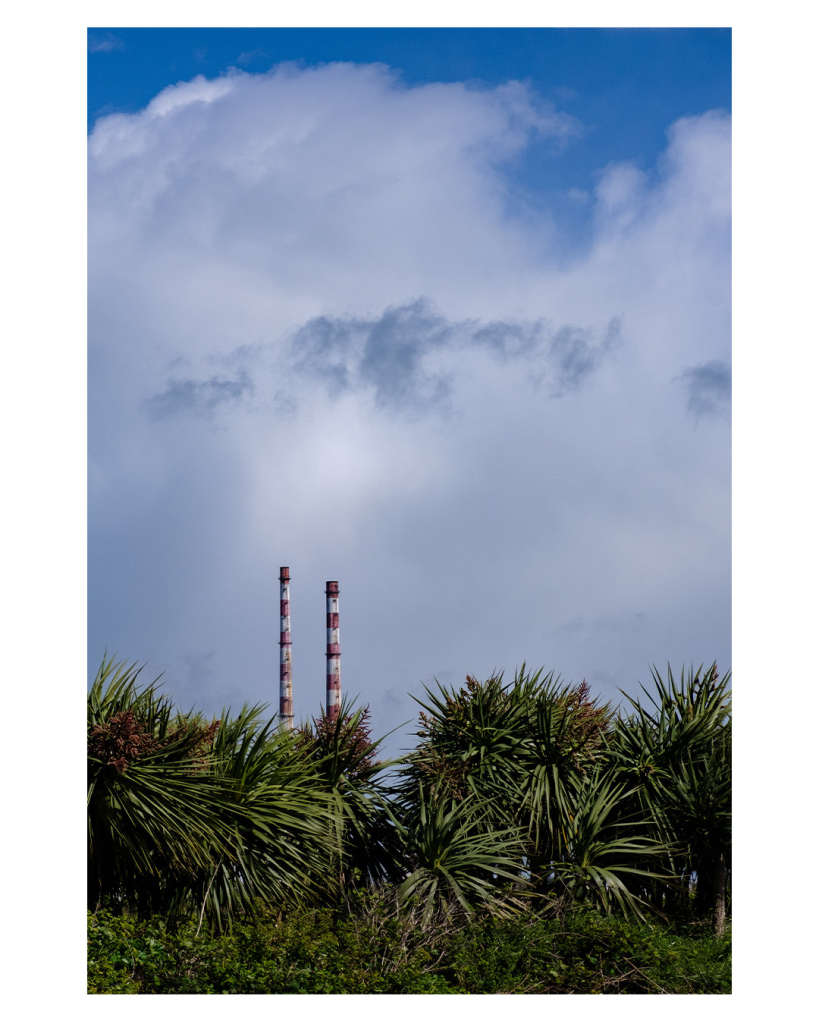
678 360 731 417
471 319 546 360
179 651 217 701
146 371 254 418
556 611 649 640
291 316 359 397
292 299 620 411
358 300 454 409
548 316 622 396
272 390 298 419
293 299 453 411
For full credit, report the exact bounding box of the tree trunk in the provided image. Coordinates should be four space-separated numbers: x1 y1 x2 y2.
713 850 727 937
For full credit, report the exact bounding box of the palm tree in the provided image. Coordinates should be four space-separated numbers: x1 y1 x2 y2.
294 699 403 894
88 656 343 928
189 702 339 930
546 768 671 919
87 656 236 917
607 664 732 933
394 785 527 923
88 655 730 933
397 668 668 919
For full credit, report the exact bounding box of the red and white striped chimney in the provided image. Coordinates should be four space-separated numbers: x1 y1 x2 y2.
325 581 341 720
279 567 293 729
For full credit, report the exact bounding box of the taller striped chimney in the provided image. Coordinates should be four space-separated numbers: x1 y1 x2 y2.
279 567 293 729
325 581 341 720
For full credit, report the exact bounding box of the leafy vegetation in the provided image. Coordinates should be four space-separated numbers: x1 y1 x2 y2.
88 900 731 994
88 655 731 993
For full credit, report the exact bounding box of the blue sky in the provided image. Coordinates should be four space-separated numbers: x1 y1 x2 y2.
88 28 731 161
88 27 731 754
89 28 730 251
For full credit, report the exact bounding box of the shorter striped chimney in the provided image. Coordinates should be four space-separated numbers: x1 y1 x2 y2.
279 567 293 729
325 581 341 720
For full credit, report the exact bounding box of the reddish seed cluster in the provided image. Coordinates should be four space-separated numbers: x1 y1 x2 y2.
88 712 221 774
87 710 160 773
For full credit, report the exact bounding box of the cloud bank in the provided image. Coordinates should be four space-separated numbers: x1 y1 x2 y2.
88 63 731 753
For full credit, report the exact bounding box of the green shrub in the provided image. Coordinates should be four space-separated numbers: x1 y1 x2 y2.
88 900 729 995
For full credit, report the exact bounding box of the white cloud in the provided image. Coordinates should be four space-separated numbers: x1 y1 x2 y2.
88 33 123 54
88 63 731 750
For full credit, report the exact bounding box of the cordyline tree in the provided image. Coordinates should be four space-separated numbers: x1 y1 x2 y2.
295 701 403 893
607 664 732 935
88 656 730 934
392 664 730 933
87 659 399 929
393 668 668 922
88 657 340 927
88 657 234 918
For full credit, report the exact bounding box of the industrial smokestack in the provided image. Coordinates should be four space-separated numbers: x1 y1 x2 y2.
325 581 341 720
279 567 293 729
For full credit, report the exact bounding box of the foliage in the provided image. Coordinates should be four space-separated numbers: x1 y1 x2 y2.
88 901 731 994
545 769 671 919
395 786 527 922
295 700 402 890
87 657 239 917
88 657 342 926
182 703 339 930
87 654 731 954
395 667 667 919
606 663 732 930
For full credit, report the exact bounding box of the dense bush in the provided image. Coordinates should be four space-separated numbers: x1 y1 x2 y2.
88 900 731 994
